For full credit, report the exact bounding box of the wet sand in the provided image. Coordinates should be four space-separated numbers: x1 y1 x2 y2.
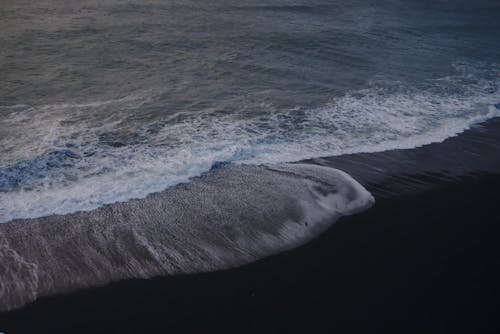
1 119 500 333
1 173 499 333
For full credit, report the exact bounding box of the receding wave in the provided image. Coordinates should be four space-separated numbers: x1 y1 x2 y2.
0 163 374 311
0 63 498 223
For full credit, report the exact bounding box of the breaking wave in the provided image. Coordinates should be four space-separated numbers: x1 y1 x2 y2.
0 63 498 223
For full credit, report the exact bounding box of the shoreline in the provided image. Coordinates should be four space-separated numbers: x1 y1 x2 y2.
1 173 499 333
0 163 374 312
1 118 500 332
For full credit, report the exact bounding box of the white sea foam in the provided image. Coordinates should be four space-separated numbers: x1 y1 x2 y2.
0 64 498 223
0 91 156 165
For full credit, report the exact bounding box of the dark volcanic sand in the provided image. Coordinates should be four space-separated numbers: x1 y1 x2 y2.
1 174 499 334
1 119 500 334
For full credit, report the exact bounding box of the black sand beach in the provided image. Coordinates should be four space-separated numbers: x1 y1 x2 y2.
0 175 498 333
1 120 499 334
1 1 499 332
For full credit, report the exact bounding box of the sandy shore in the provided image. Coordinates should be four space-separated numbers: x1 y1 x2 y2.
1 173 499 333
1 119 500 333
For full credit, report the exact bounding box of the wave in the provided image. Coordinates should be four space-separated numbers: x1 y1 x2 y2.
0 163 374 311
0 63 498 223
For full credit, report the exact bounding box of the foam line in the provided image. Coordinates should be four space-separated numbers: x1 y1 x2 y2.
0 163 373 311
0 63 498 223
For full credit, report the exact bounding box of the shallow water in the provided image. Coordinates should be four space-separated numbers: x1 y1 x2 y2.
0 163 373 311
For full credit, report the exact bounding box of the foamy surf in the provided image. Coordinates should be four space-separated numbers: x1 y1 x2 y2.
0 163 374 311
0 63 498 223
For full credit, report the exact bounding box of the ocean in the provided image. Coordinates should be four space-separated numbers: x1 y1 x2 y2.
0 0 500 331
1 0 498 222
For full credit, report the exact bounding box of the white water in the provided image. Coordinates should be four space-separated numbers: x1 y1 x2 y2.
0 64 498 223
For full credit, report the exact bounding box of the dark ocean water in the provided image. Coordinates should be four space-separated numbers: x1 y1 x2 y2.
1 0 499 222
